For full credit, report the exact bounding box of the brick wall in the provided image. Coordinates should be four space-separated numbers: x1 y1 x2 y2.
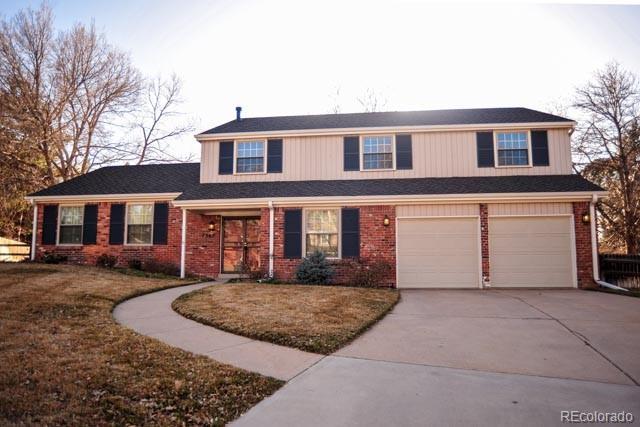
573 201 596 289
479 203 490 286
267 205 396 286
36 203 221 278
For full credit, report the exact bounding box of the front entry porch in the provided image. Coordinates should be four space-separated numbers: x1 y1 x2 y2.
178 207 269 279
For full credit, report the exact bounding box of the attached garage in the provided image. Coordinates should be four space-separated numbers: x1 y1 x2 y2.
489 216 576 288
397 217 481 288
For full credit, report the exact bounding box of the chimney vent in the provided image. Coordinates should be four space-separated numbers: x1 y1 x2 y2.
236 106 242 121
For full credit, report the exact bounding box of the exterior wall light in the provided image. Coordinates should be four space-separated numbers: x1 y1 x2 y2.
383 215 390 227
581 211 590 224
207 220 218 233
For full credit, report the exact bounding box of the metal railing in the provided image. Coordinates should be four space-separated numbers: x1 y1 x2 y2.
599 254 640 289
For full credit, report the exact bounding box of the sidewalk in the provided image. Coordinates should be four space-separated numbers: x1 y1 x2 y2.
112 283 323 380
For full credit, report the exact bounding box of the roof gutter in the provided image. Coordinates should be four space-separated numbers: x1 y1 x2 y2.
172 190 607 209
25 192 182 203
195 121 576 142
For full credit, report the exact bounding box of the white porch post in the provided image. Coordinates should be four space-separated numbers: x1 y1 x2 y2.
180 208 187 279
30 202 38 261
268 200 274 277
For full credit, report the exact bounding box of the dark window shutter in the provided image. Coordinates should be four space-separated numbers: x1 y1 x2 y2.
219 141 234 175
153 202 169 245
109 204 125 245
42 205 58 245
343 136 360 171
476 132 495 167
341 208 360 258
531 130 550 166
267 139 283 173
283 209 302 259
82 204 98 245
396 134 413 170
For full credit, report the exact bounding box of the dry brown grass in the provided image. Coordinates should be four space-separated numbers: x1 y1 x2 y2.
0 263 282 426
173 283 400 354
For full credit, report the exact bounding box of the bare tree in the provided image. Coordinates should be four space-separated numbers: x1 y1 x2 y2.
572 62 640 254
328 86 342 114
0 4 142 185
126 74 195 164
357 88 387 113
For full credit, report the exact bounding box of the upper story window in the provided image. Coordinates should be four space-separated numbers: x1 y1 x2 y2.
496 131 530 166
305 209 339 258
59 206 83 244
236 140 265 173
362 135 393 170
126 203 153 244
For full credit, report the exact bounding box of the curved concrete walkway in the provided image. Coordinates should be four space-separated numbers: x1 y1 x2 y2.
112 283 323 381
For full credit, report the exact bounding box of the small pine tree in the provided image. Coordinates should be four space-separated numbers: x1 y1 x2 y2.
295 250 334 285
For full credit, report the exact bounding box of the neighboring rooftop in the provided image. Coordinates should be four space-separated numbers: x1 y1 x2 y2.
28 162 602 200
200 107 573 135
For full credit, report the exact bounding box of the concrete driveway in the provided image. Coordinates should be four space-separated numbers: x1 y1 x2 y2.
336 289 640 385
235 290 640 427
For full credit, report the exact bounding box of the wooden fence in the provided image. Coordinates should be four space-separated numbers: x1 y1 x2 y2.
0 237 30 262
599 254 640 289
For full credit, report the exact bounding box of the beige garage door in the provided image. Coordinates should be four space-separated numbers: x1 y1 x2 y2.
397 218 480 288
489 216 575 288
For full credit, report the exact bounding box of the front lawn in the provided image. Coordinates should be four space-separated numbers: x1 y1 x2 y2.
0 264 282 425
172 283 400 354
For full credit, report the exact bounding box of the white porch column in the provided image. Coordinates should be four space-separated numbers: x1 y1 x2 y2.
268 200 274 277
180 208 187 279
30 203 38 261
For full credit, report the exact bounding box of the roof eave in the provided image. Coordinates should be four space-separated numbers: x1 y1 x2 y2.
173 190 607 209
194 121 576 142
25 192 182 203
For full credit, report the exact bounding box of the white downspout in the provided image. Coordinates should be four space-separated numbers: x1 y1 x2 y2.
590 194 628 292
180 208 187 279
30 202 37 261
268 200 274 278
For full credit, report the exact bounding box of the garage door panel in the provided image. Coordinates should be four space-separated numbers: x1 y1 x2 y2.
489 217 574 288
397 218 479 289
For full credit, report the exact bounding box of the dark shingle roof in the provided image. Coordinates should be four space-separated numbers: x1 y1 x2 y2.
29 162 601 200
176 175 602 200
29 163 200 197
200 107 573 135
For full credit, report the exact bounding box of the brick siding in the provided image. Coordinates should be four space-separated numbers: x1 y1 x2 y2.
573 201 596 289
35 201 596 289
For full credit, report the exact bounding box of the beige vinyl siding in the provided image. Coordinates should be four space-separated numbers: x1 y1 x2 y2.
489 216 575 288
200 128 572 183
488 202 573 216
397 204 478 217
397 217 480 288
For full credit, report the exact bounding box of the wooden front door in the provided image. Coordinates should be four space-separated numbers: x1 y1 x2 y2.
222 217 261 273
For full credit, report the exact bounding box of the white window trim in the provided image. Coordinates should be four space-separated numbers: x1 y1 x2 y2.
57 204 84 246
493 130 533 168
360 134 396 172
124 202 154 246
233 139 267 175
302 207 341 259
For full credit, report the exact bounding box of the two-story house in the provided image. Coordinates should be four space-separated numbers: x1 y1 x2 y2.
27 107 605 289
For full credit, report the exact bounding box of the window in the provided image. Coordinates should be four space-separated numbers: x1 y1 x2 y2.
496 131 529 166
305 209 339 257
126 204 153 244
363 135 393 170
59 206 83 244
236 140 265 173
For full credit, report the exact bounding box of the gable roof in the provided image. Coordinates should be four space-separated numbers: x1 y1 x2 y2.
28 162 602 201
200 107 573 135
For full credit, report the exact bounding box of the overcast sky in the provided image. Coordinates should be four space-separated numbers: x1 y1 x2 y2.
2 1 640 159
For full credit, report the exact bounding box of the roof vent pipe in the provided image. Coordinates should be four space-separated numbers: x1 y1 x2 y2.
236 106 242 121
